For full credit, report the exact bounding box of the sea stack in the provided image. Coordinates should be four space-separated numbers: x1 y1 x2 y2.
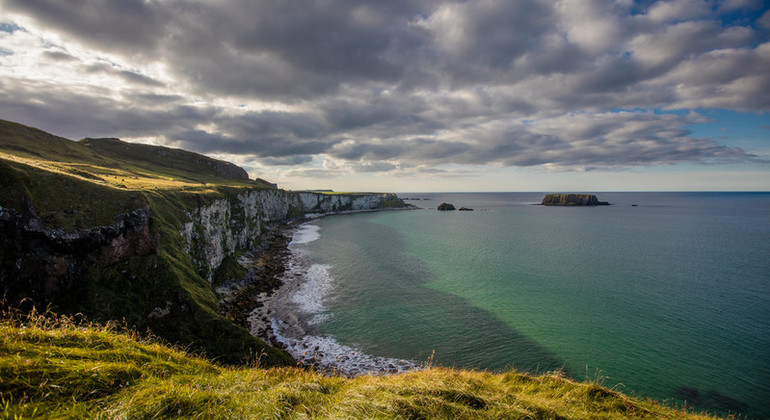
541 194 610 206
437 203 456 210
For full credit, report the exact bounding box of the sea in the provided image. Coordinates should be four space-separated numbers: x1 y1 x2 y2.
269 192 770 418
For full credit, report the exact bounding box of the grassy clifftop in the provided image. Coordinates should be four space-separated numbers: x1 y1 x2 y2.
0 119 275 194
0 119 293 367
1 311 719 419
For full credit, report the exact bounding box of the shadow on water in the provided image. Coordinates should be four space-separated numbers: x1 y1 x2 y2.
673 387 749 418
406 288 569 376
309 212 567 377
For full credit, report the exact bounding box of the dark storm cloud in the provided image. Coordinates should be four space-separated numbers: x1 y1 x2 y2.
1 0 767 173
85 63 165 87
170 126 331 158
129 93 185 105
258 155 315 166
169 110 341 157
3 0 168 54
42 50 78 62
0 79 215 140
330 111 756 168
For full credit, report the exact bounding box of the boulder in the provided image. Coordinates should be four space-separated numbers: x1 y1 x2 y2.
458 207 474 211
437 203 456 211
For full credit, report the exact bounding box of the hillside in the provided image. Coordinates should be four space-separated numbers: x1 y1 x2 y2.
0 119 275 193
0 119 402 367
0 310 719 419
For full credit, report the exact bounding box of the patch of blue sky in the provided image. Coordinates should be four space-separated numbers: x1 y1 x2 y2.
684 109 770 151
718 5 769 27
0 22 21 34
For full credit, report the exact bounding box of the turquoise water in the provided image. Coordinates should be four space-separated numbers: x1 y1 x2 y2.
287 192 770 418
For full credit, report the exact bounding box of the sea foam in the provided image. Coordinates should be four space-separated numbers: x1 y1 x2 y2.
271 221 420 376
289 223 321 245
291 263 333 325
272 319 419 376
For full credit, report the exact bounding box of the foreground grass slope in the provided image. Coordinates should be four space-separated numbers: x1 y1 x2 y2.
1 313 719 420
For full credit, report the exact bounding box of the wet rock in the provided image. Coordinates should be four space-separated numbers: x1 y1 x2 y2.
437 203 456 211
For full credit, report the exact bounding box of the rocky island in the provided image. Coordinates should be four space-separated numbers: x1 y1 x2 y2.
541 194 610 206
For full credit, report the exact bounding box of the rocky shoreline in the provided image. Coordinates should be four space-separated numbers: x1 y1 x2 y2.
215 223 297 350
217 206 420 371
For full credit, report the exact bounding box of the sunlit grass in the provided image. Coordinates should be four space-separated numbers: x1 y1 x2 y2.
0 153 250 192
1 309 721 419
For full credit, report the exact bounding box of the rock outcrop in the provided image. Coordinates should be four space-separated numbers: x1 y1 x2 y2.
1 190 404 301
437 203 456 211
541 194 610 206
0 202 157 303
181 191 403 282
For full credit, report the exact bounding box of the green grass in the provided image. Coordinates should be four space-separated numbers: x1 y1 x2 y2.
0 158 148 229
1 310 721 419
0 119 294 367
0 119 275 192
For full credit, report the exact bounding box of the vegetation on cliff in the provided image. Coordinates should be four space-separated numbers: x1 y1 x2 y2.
1 119 409 367
0 120 290 366
1 310 720 419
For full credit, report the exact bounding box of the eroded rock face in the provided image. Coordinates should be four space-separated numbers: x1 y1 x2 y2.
181 191 404 283
541 194 610 206
0 202 157 303
0 189 403 314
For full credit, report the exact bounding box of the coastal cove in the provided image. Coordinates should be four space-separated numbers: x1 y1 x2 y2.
266 192 770 419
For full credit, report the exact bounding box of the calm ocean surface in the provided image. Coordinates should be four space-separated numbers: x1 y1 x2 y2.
278 192 770 418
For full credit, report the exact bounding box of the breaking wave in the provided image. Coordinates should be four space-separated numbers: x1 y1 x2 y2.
271 222 420 376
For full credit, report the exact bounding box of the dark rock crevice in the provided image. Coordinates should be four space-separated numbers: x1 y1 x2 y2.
0 200 157 305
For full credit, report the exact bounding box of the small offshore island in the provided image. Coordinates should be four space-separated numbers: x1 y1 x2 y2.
541 193 610 206
0 120 722 419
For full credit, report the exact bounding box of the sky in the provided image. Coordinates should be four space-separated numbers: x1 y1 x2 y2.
1 0 769 192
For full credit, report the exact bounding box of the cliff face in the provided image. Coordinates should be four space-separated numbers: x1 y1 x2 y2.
0 202 156 303
0 184 402 365
181 190 401 282
541 194 610 206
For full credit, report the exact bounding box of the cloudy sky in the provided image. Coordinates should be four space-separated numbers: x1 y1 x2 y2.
1 0 768 191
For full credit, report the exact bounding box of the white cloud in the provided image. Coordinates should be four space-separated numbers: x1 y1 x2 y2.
647 0 711 23
556 0 626 55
